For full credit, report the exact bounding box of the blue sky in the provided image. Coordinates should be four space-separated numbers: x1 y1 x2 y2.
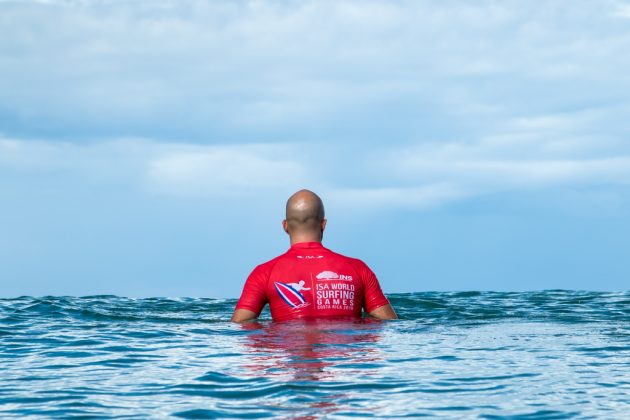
1 0 629 297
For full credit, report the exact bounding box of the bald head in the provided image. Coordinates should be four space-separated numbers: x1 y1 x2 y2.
284 189 326 239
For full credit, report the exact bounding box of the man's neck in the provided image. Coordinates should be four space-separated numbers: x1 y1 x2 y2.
290 235 322 246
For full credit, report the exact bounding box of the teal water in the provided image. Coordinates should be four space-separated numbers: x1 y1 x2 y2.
1 291 628 418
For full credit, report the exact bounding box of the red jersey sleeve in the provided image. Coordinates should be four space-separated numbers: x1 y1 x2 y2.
235 263 269 315
352 259 390 313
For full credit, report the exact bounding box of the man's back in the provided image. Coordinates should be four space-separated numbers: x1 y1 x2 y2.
235 242 390 321
231 189 397 322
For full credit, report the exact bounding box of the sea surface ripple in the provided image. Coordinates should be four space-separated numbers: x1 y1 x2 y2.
1 291 628 419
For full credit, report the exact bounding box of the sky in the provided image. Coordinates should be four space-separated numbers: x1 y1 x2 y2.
1 0 629 297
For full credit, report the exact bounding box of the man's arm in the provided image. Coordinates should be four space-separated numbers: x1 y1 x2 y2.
353 258 398 320
368 303 398 320
231 263 270 323
231 308 258 323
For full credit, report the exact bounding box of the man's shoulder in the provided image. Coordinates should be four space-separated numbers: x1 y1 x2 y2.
252 253 286 273
324 247 370 269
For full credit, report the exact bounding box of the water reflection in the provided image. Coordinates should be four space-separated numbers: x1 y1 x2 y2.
241 318 385 417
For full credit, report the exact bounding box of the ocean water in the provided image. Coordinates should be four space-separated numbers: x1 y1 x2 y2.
0 291 628 419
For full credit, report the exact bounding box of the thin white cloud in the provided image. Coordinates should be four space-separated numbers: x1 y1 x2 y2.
2 133 629 209
145 144 308 196
397 155 630 187
0 137 309 196
326 184 471 211
370 112 630 205
614 1 630 18
322 154 630 212
323 105 630 209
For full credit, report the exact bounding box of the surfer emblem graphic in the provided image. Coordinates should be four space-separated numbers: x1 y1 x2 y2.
274 281 309 309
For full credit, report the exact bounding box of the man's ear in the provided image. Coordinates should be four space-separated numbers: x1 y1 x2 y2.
282 219 289 234
321 219 327 232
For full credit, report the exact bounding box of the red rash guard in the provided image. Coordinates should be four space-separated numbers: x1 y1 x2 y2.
235 242 390 321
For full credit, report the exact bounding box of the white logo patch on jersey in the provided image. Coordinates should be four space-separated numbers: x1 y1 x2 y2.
316 271 353 281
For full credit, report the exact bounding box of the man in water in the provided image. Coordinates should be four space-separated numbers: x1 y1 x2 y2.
231 189 397 322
